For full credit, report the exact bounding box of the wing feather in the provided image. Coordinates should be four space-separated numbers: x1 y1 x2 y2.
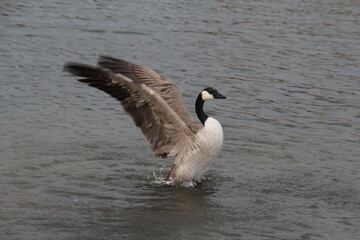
64 62 193 158
97 56 202 133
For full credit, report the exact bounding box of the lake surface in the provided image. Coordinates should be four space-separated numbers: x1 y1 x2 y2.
1 0 359 239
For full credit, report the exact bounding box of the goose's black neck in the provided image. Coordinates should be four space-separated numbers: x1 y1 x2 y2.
196 94 208 125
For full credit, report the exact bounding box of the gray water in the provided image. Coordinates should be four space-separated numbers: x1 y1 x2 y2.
1 0 360 239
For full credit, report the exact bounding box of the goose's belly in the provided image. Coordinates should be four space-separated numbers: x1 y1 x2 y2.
175 117 224 182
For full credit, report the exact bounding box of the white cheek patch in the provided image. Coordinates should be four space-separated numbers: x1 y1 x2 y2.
201 91 214 101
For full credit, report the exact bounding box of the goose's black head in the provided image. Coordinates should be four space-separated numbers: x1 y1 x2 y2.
201 87 226 101
196 87 226 125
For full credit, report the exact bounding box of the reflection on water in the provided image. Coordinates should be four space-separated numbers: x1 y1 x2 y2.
1 0 360 239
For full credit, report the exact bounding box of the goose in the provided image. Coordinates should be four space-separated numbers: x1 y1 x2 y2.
64 56 226 184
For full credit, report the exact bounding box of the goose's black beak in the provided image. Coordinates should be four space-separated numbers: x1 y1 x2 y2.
214 92 226 99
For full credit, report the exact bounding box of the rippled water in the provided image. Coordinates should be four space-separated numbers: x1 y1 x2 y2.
1 0 359 239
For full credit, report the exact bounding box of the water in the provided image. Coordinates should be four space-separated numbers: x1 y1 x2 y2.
1 0 359 239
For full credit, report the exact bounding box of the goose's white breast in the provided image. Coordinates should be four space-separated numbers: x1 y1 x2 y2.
174 117 223 181
199 117 224 157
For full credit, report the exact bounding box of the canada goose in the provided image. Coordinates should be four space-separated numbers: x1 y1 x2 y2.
64 56 226 184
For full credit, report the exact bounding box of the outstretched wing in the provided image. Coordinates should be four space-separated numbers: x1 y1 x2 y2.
97 56 202 133
64 62 194 158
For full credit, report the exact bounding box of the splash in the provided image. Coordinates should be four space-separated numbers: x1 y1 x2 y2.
147 165 232 188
